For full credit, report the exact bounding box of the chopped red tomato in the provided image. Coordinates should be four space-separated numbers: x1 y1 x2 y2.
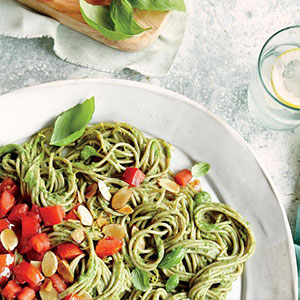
8 204 29 223
28 204 42 223
86 0 111 5
0 219 14 233
1 280 22 300
21 215 41 239
174 169 192 187
17 286 35 300
85 183 98 199
17 238 32 255
0 178 19 197
63 294 80 300
30 233 50 254
39 205 65 226
122 168 145 187
65 204 80 221
57 243 84 260
13 261 44 286
0 254 14 286
50 273 67 293
0 191 15 218
26 249 44 262
95 237 123 258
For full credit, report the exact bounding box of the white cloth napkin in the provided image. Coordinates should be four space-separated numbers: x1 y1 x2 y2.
0 0 187 76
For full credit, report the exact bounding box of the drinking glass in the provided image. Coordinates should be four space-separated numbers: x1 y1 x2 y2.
247 26 300 130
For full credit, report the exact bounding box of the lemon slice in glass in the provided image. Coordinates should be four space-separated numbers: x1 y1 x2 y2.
271 48 300 108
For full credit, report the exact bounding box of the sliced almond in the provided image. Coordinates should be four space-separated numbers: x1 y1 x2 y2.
30 260 42 270
117 205 134 215
0 229 18 251
71 228 85 244
40 282 59 300
96 217 109 229
98 180 111 201
111 186 132 210
42 251 58 277
77 205 93 226
79 291 93 300
41 278 53 292
131 225 145 249
57 260 74 283
102 224 126 239
158 178 180 194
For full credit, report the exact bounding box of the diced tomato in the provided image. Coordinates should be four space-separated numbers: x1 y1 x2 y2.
63 294 80 300
28 282 41 293
26 249 44 261
122 168 145 187
17 287 35 300
17 238 32 254
0 178 19 197
85 183 98 199
39 205 65 226
174 169 192 187
1 280 22 300
28 205 42 223
86 0 111 5
30 233 50 254
13 261 44 287
21 215 41 239
57 243 84 260
0 254 15 286
65 204 80 221
8 204 29 223
95 237 123 259
0 219 14 233
0 191 15 218
50 274 67 293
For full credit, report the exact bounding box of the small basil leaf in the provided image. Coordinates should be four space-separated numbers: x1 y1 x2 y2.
111 0 149 35
165 274 179 292
80 145 98 161
128 0 186 12
158 247 186 269
191 162 210 177
80 0 134 40
132 268 150 292
50 97 95 146
194 191 212 207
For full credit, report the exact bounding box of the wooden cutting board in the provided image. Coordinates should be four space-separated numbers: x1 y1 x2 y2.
16 0 170 52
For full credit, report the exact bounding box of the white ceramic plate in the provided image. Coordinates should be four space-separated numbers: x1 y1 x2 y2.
0 79 297 299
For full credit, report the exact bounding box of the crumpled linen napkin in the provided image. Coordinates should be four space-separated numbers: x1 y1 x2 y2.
294 205 300 299
0 0 187 76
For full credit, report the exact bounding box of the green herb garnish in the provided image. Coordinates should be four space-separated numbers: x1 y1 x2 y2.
131 268 150 292
191 162 210 177
158 247 186 269
165 274 179 292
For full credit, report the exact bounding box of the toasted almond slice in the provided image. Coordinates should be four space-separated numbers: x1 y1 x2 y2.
96 217 109 229
131 225 145 249
41 278 53 292
30 260 42 270
79 291 93 300
71 228 85 244
77 205 93 226
117 205 134 215
158 178 180 194
40 282 59 300
57 260 74 283
42 251 58 277
98 180 111 201
102 224 126 239
111 186 132 210
0 229 18 251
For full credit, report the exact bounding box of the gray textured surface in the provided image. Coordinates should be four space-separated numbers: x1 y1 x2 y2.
1 0 300 232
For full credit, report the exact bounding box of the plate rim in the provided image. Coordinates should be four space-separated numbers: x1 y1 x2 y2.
1 77 297 297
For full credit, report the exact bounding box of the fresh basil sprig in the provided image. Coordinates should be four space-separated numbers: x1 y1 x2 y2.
128 0 186 12
191 162 210 177
131 268 150 292
158 247 186 269
50 97 95 146
165 274 179 292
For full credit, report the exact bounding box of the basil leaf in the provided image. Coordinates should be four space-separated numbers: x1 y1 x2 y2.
131 268 150 292
158 247 186 269
191 162 210 177
194 191 212 207
80 0 133 40
128 0 186 12
111 0 149 35
165 274 179 292
80 145 97 161
50 97 95 146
